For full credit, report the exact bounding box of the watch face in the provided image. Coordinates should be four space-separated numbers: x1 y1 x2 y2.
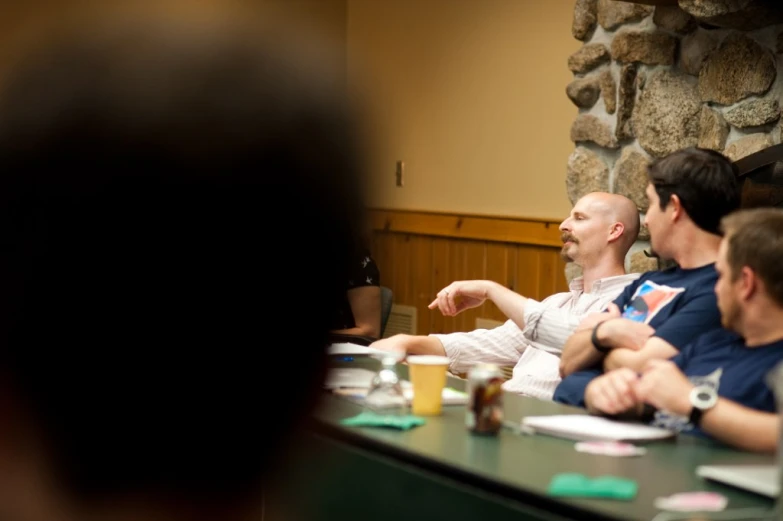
691 386 718 409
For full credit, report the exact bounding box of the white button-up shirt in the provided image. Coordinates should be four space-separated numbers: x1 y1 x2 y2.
433 274 639 400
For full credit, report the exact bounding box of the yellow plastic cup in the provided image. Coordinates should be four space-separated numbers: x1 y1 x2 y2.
407 355 450 416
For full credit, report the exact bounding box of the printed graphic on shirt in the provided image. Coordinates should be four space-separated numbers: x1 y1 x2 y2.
651 368 722 432
622 281 686 324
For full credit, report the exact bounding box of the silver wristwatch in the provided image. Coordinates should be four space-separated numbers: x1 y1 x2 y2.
688 385 718 426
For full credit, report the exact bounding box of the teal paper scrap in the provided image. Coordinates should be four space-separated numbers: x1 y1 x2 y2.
548 473 638 500
340 411 426 430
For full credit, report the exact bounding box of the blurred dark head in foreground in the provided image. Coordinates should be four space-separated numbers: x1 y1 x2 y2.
0 4 365 520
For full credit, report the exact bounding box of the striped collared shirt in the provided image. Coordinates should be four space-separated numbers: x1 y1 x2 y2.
433 273 639 400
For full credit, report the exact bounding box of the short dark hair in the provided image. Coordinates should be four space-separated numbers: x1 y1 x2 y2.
647 147 741 235
721 208 783 308
0 7 364 502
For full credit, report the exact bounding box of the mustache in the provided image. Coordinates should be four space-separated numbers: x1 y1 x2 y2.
561 233 578 244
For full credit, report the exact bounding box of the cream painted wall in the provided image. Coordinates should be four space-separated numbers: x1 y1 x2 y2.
347 0 580 220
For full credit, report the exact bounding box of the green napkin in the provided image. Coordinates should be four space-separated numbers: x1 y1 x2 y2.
548 473 638 500
340 411 426 430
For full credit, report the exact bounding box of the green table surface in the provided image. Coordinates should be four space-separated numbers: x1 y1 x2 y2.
303 356 777 521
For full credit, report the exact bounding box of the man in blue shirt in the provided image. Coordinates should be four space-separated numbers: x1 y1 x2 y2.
584 208 783 453
555 147 741 406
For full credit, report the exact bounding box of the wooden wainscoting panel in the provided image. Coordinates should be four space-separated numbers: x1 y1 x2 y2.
370 209 562 247
445 239 466 334
483 243 514 324
408 235 433 334
513 244 540 302
537 245 569 298
372 232 395 290
430 237 453 334
369 209 566 336
460 240 487 334
392 233 412 304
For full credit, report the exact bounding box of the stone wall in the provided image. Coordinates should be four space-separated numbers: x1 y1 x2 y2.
565 0 783 275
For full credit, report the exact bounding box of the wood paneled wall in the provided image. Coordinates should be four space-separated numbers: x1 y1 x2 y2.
370 209 568 336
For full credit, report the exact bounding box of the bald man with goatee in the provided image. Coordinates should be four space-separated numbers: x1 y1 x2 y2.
371 192 641 401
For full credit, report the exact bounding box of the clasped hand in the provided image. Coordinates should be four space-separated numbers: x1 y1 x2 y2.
587 360 694 416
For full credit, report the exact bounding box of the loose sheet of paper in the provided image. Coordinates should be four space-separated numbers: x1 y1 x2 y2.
522 414 675 442
326 343 390 357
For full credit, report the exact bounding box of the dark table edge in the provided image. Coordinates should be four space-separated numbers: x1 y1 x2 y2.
306 417 632 521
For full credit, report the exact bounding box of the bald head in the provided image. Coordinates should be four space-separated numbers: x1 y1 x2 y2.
560 192 640 268
580 192 640 254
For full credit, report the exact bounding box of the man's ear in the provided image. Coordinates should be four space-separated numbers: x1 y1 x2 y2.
738 266 757 302
669 194 683 222
607 221 624 244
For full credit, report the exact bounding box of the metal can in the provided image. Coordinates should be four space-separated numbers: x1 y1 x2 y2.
465 363 504 435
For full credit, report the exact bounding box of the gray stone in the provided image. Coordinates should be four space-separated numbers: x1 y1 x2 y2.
600 70 617 114
680 29 720 76
616 63 638 141
678 0 754 19
724 98 781 128
653 5 697 34
566 76 601 108
724 133 774 162
565 262 583 285
568 43 611 74
614 147 651 212
636 70 647 90
632 70 701 157
573 0 598 41
566 147 610 205
778 30 783 53
597 0 653 31
629 250 659 274
698 106 729 151
611 31 678 65
678 0 783 31
698 33 776 105
638 223 650 241
571 114 619 149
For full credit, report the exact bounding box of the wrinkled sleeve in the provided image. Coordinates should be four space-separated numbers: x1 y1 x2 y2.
433 320 528 374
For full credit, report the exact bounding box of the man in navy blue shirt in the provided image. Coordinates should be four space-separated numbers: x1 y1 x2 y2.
584 208 783 453
555 148 741 406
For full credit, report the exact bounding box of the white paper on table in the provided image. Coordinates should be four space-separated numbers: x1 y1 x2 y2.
326 343 389 357
325 368 468 405
521 414 676 442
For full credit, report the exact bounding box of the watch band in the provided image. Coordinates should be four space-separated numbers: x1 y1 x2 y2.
591 321 612 354
689 406 704 427
688 386 718 427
